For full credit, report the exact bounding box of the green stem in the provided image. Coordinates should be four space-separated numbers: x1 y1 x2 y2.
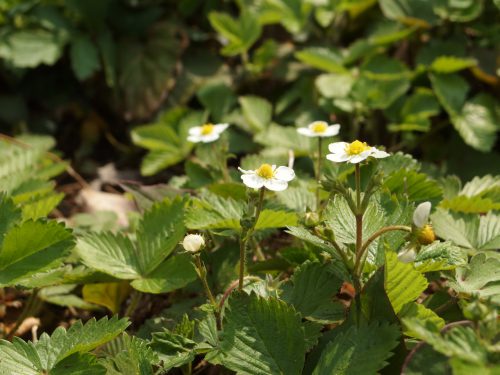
316 137 323 213
7 289 40 340
354 164 363 325
355 163 361 212
194 255 217 308
124 290 142 319
239 188 266 291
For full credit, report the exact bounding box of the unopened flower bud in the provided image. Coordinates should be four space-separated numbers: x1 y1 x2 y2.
304 212 320 227
182 234 205 253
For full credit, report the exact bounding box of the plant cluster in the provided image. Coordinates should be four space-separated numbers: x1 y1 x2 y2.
1 117 499 373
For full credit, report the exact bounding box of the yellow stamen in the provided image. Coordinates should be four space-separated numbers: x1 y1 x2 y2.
418 224 436 245
201 123 214 135
256 164 274 179
311 121 328 133
345 140 371 155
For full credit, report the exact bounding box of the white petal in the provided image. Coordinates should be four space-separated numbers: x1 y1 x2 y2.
238 167 255 174
199 133 220 143
413 201 431 228
320 125 341 137
274 166 295 182
326 152 350 163
241 174 265 189
297 128 317 137
328 142 349 153
371 148 390 159
187 135 202 143
347 153 370 164
188 126 202 136
264 178 288 191
213 123 229 134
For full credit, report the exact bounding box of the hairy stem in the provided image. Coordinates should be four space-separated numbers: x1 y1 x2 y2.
239 188 265 291
354 164 363 325
194 255 217 308
316 137 323 213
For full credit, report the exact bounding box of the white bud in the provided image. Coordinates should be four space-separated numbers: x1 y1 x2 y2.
182 234 205 253
413 201 432 228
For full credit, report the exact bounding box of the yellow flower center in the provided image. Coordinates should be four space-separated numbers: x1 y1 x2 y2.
345 140 371 155
418 224 436 245
311 121 328 133
201 123 214 135
256 164 274 179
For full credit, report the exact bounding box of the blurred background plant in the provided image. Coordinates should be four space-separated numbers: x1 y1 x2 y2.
0 0 499 178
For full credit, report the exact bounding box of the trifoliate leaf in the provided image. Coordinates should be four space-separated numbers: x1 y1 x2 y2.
447 253 500 300
216 292 306 375
384 251 428 314
431 209 500 251
281 261 345 324
312 322 400 375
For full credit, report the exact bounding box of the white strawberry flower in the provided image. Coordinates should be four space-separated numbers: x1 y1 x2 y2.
182 234 205 253
326 140 390 164
239 164 295 192
297 121 340 138
187 123 229 143
413 202 431 228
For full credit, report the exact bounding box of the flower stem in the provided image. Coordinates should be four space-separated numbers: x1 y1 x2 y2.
316 137 323 213
353 163 363 324
194 255 217 308
239 188 265 291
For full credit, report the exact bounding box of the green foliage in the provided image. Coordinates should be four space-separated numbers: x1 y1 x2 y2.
0 316 129 374
77 198 197 293
213 292 306 375
384 251 428 314
312 322 400 375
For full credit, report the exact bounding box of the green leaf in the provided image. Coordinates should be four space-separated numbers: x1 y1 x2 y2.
99 334 158 375
77 199 191 292
448 253 500 300
0 29 65 68
286 226 347 262
253 124 310 154
239 95 273 132
130 253 197 294
70 34 101 80
0 316 129 374
352 55 411 109
216 292 306 375
451 94 499 152
197 82 236 123
315 73 355 99
21 192 64 221
131 109 199 176
0 194 21 247
430 56 477 73
281 261 345 323
276 186 315 213
51 353 106 375
384 251 428 314
431 209 500 250
151 330 196 371
295 47 347 74
440 196 500 213
379 0 437 26
208 12 262 56
414 241 467 272
430 72 469 116
39 284 99 310
384 169 443 204
399 303 445 338
0 220 74 287
185 193 244 230
433 0 483 22
312 322 400 375
82 282 131 314
255 209 298 229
